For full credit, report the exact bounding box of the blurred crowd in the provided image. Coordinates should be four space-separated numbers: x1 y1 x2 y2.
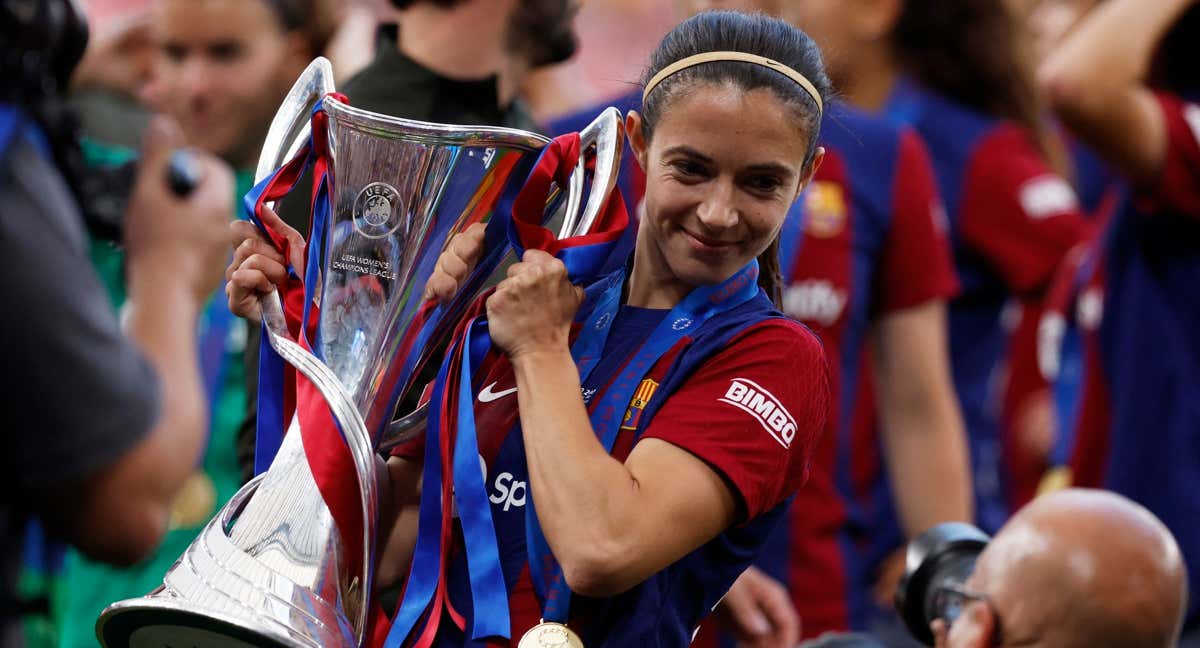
5 0 1199 646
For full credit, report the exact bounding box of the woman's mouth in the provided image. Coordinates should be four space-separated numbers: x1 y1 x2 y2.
681 228 738 255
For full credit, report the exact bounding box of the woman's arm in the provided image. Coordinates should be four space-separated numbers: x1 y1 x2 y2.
510 347 739 597
1038 0 1194 184
376 455 424 591
872 300 972 536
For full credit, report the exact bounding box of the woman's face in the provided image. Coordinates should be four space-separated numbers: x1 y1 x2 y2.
151 0 310 168
631 82 820 289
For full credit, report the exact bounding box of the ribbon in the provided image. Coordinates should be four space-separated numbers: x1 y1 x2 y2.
385 133 631 647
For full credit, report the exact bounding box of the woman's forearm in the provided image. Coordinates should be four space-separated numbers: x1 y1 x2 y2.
509 347 647 593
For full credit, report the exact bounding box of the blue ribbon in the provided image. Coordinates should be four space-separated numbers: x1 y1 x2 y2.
527 259 763 623
387 334 457 646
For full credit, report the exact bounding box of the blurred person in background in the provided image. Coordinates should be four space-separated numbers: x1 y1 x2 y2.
784 0 1095 642
0 1 234 647
1039 0 1200 642
68 0 156 149
237 0 581 485
48 1 337 645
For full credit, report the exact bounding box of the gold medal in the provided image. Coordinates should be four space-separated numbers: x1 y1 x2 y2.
517 621 584 648
168 471 217 529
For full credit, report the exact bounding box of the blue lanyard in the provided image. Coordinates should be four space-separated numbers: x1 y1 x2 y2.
526 259 763 623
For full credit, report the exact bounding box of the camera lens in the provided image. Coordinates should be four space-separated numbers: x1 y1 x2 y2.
895 522 991 645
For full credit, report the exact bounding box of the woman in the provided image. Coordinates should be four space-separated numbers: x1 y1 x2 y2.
229 10 832 646
1040 0 1200 641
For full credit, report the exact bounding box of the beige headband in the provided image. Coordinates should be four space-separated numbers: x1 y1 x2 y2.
642 51 824 115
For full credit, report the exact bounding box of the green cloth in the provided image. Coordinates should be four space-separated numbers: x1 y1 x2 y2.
49 140 253 648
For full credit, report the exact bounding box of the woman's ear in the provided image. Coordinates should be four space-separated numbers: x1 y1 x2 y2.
626 110 649 171
794 146 825 201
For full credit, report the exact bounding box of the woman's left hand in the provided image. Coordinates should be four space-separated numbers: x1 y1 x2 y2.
486 249 584 361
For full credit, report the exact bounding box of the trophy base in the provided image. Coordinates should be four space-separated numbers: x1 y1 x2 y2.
96 472 358 648
97 596 298 648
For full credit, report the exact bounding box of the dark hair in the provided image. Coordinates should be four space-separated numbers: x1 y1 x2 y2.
640 11 832 307
262 0 339 56
890 0 1056 160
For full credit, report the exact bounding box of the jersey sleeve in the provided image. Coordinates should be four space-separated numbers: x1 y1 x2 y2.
639 320 830 521
0 136 160 494
1139 93 1200 217
876 129 960 314
959 125 1093 295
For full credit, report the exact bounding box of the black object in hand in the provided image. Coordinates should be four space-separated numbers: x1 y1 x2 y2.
166 149 202 197
81 148 204 240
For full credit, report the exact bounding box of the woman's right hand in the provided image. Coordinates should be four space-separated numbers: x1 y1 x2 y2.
422 222 487 304
225 204 305 322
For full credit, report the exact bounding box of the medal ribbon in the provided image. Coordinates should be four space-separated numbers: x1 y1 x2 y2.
525 259 762 625
385 134 630 647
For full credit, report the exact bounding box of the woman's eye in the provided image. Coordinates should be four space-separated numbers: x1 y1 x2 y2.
747 175 783 193
671 160 705 177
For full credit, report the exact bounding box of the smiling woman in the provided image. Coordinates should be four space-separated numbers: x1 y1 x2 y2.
226 9 835 648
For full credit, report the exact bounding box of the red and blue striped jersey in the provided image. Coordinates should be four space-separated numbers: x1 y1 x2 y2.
884 81 1093 534
771 103 958 636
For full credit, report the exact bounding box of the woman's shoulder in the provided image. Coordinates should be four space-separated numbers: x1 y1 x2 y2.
698 312 829 384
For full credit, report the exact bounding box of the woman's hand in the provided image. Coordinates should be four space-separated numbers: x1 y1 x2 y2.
225 205 304 322
486 249 584 361
422 223 486 304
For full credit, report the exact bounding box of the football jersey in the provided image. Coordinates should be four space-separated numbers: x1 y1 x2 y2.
392 279 830 646
1089 92 1200 625
884 81 1092 533
772 103 959 636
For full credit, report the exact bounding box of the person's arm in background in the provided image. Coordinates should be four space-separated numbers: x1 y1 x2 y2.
37 117 234 564
872 301 971 536
877 131 972 536
1038 0 1194 186
869 131 972 603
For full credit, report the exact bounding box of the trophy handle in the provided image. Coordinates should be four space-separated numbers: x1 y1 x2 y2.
258 293 377 646
254 56 336 187
558 106 626 239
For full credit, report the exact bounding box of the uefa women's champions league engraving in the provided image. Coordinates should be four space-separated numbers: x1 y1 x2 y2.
96 58 625 648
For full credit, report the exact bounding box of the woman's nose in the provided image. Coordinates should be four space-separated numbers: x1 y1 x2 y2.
695 180 739 230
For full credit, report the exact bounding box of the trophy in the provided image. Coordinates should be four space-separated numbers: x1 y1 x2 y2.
96 57 624 648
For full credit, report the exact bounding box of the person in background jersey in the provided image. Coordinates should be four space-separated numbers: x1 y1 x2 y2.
229 11 833 646
1039 0 1200 642
49 2 336 645
784 0 1094 642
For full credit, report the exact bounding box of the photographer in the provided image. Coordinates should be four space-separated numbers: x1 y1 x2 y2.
0 0 232 644
930 489 1186 648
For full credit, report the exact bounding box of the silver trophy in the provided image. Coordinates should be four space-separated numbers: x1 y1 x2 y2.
97 57 624 648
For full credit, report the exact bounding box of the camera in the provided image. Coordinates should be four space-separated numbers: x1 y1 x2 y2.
894 522 992 646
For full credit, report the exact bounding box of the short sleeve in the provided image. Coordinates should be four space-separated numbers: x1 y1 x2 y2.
1139 93 1200 217
640 320 830 520
959 125 1093 295
0 136 159 493
876 129 960 314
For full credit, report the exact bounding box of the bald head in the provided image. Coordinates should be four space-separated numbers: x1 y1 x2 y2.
969 489 1186 648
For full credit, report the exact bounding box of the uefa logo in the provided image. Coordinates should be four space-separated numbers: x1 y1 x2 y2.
352 182 407 239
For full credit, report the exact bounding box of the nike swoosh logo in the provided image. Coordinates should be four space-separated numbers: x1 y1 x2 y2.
478 381 518 403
